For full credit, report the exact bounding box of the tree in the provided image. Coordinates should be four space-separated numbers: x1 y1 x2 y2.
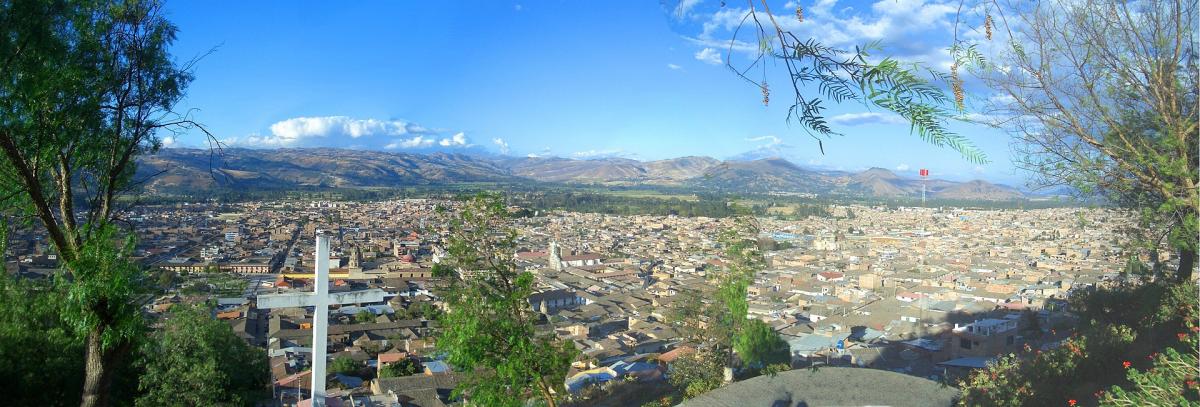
733 319 791 368
378 359 421 378
152 269 177 292
666 351 725 400
135 305 268 407
672 1 987 162
1102 323 1200 405
666 210 789 396
1018 309 1042 341
0 1 207 405
954 0 1198 280
432 193 578 407
666 290 710 345
1124 256 1151 279
329 357 359 376
0 274 87 405
711 213 776 370
417 301 443 321
957 281 1197 405
355 310 375 324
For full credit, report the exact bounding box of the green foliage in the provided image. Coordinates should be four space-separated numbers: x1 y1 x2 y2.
733 319 790 368
714 213 766 349
135 305 268 407
666 211 789 398
714 213 763 338
761 363 791 377
1019 310 1043 340
1124 256 1151 278
355 310 375 324
329 356 359 376
960 0 1198 280
416 301 443 320
667 351 725 400
728 6 987 162
378 358 421 378
59 225 148 352
0 274 87 405
434 193 578 407
514 190 736 218
958 282 1198 406
151 269 177 292
0 0 198 403
1101 322 1200 406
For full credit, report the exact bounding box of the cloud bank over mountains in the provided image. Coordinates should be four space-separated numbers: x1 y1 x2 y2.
225 116 476 152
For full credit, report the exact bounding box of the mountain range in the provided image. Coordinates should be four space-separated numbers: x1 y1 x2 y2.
134 148 1027 200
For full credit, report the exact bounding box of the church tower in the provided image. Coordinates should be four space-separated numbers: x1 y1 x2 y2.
348 246 362 274
548 241 563 271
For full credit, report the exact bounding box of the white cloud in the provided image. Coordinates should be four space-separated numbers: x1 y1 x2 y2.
231 116 474 150
746 135 785 147
694 47 723 65
896 163 910 171
160 136 177 148
987 93 1016 104
492 138 510 154
268 116 426 141
667 63 683 70
728 135 794 161
829 112 907 126
673 0 703 18
514 4 522 11
689 0 961 66
572 149 629 159
438 132 468 147
385 136 433 149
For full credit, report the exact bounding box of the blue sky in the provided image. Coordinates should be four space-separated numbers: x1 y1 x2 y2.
162 0 1024 184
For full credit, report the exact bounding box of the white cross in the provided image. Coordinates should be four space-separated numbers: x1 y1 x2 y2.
259 234 387 407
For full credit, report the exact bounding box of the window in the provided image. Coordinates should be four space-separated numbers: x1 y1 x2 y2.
960 338 972 349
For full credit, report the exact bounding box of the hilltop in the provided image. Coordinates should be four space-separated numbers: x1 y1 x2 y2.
135 148 1026 200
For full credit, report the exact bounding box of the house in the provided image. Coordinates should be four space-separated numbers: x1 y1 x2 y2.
786 332 850 359
371 373 460 407
816 272 845 282
528 289 587 312
657 346 696 364
377 351 410 376
951 317 1019 358
565 367 617 393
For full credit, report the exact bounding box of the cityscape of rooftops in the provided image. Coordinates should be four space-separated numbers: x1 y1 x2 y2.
0 1 1196 407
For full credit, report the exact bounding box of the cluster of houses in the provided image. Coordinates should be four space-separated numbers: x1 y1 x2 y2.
12 199 1152 406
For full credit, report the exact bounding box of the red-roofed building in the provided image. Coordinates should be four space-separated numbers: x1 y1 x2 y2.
817 272 845 282
658 346 696 364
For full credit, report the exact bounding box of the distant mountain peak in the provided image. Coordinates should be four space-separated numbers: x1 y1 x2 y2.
858 167 900 178
137 148 1027 200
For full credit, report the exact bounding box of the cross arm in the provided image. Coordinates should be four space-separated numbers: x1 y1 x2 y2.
327 289 388 305
258 292 317 309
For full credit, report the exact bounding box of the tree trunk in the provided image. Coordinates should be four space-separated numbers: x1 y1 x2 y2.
536 376 557 407
80 328 129 407
1177 247 1196 282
